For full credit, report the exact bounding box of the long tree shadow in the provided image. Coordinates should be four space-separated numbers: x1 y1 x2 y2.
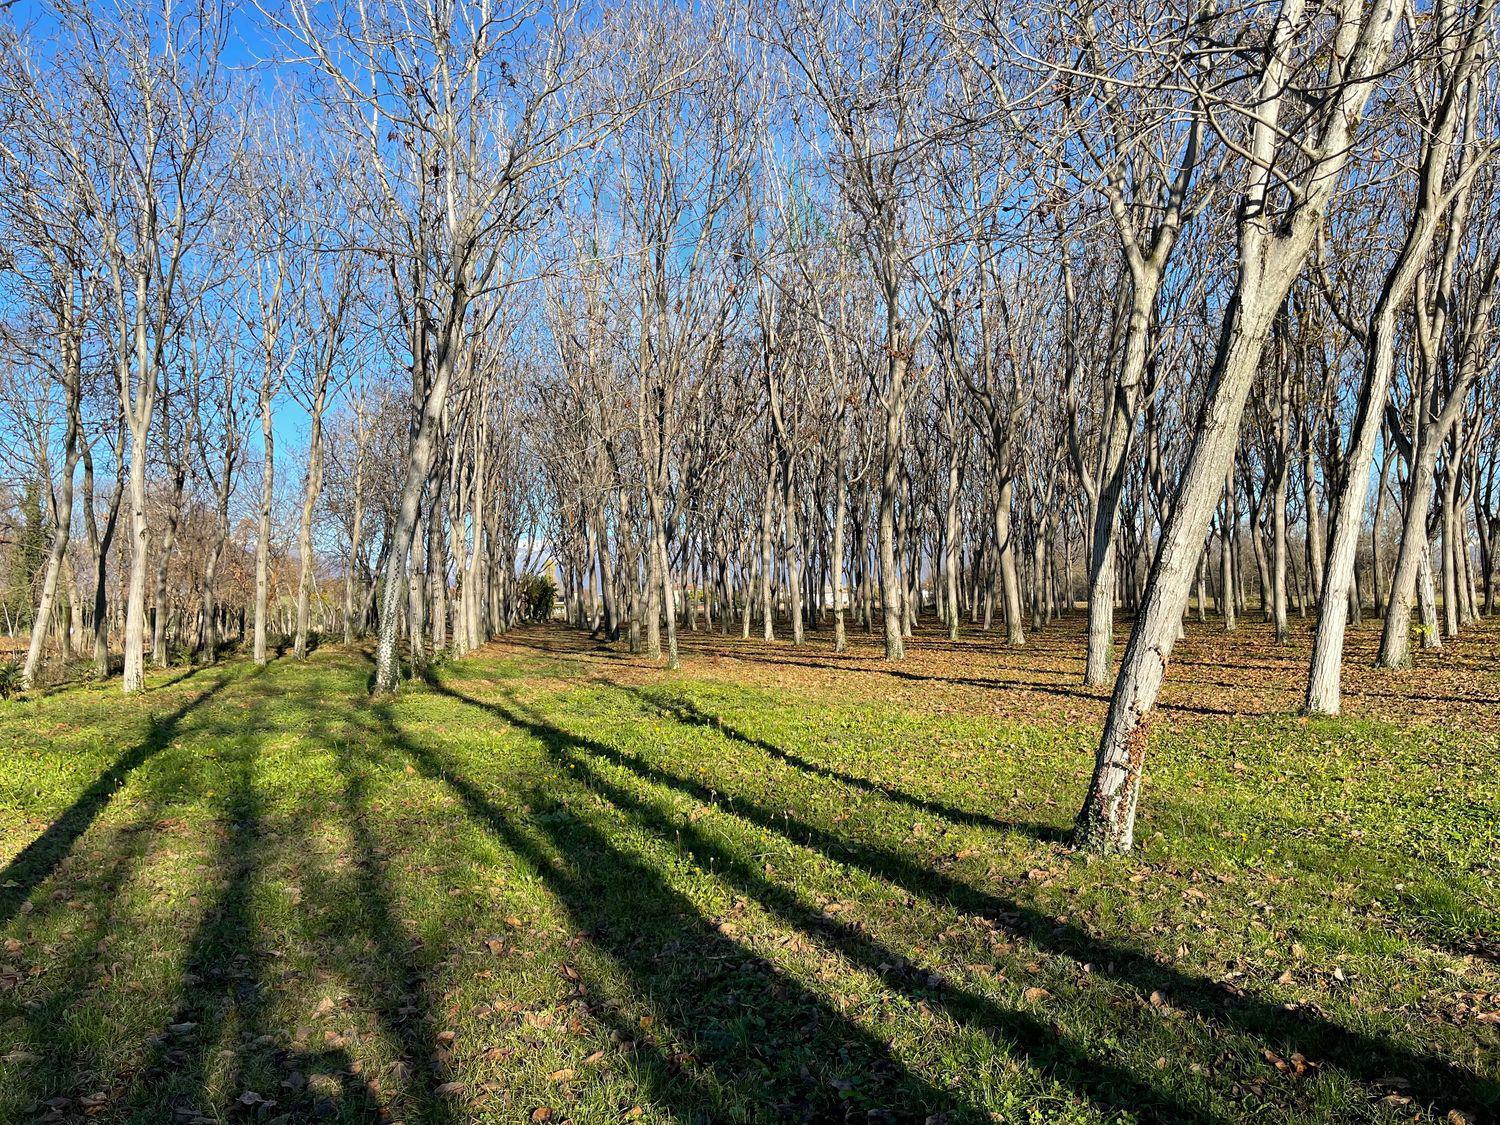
614 684 1374 881
121 710 277 1114
8 654 456 1122
711 649 1245 719
0 675 234 929
372 701 983 1123
273 668 458 1123
495 691 1221 1122
616 684 1069 844
119 678 402 1122
432 680 1499 1120
7 754 194 1117
373 705 752 1120
323 716 460 1123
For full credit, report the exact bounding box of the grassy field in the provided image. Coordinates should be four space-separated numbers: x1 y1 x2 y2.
0 619 1496 1123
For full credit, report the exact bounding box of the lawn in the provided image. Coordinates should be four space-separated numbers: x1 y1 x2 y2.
0 620 1496 1123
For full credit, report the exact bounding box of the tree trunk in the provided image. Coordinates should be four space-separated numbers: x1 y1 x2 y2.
22 402 81 690
1219 478 1236 631
1379 433 1441 667
760 461 777 641
120 423 151 693
1272 466 1289 642
374 337 455 693
994 478 1025 646
294 386 328 659
254 390 275 666
343 456 366 645
832 423 849 652
647 485 679 669
878 359 907 661
1076 292 1280 852
782 460 805 645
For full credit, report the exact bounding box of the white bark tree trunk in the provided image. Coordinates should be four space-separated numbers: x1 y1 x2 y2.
253 390 274 665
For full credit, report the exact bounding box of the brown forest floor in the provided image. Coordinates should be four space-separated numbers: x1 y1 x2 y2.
487 608 1500 730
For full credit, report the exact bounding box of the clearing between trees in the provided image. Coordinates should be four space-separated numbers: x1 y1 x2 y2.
0 621 1496 1124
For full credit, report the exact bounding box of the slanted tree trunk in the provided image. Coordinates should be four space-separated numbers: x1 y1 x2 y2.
1076 0 1397 850
1307 1 1492 710
1086 288 1155 683
22 361 82 691
1380 253 1500 665
1381 438 1443 665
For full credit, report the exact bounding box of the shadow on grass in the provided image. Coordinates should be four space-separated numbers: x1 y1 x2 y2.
428 684 1211 1122
5 658 455 1124
124 721 285 1116
431 678 1500 1121
616 684 1070 844
373 698 983 1122
115 673 457 1123
9 757 193 1117
0 675 234 929
325 725 461 1122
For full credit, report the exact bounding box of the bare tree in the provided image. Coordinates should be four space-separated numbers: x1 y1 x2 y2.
62 0 230 692
770 0 945 660
0 29 98 687
281 0 648 692
1075 0 1402 852
1306 0 1497 711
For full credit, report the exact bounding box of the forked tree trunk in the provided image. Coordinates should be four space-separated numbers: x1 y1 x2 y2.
374 333 455 693
1379 450 1440 666
1417 541 1441 648
1075 0 1397 849
1076 297 1280 851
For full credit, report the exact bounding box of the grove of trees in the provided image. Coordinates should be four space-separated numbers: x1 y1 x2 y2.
2 0 1499 853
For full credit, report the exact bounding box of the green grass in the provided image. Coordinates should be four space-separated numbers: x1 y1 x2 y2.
0 631 1496 1123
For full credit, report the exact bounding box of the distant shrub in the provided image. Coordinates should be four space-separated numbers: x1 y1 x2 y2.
166 640 199 666
0 659 21 699
517 573 558 622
